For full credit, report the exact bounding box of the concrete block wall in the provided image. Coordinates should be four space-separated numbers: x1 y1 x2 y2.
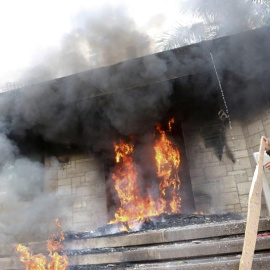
183 120 253 215
42 107 270 232
242 107 270 216
183 107 270 217
44 153 108 232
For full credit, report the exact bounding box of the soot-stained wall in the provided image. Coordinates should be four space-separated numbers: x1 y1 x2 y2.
44 150 108 232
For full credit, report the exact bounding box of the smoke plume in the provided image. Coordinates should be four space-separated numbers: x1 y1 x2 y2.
19 3 151 85
0 2 172 244
0 0 270 245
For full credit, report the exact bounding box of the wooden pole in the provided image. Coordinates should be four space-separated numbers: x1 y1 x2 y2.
239 136 265 270
262 172 270 215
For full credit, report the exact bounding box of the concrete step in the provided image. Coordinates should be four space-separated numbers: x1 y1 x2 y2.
67 253 270 269
0 241 47 270
65 218 270 250
123 253 270 270
0 240 47 257
68 235 270 266
8 253 270 270
0 257 24 270
3 218 270 270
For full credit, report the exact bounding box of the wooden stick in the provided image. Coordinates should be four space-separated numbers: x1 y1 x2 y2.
239 136 265 270
262 172 270 215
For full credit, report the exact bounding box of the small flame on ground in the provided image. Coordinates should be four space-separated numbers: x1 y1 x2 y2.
16 219 68 270
109 118 181 231
193 211 204 215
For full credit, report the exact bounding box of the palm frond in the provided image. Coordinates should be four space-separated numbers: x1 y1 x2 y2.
156 0 270 52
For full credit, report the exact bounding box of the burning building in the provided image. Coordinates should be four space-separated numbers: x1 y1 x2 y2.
1 26 270 269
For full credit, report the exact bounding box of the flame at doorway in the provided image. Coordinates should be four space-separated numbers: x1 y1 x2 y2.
109 118 181 231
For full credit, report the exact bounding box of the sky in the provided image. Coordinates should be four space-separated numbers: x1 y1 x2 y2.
0 0 199 85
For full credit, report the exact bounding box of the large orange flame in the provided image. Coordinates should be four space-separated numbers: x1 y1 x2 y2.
154 118 181 213
16 219 68 270
109 140 165 231
109 118 181 230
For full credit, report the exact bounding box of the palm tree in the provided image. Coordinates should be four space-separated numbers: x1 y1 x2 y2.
157 0 270 51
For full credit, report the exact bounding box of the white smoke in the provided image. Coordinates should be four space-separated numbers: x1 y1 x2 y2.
158 0 270 50
16 3 153 85
0 1 171 244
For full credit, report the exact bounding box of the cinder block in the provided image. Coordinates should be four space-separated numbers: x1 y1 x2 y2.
246 168 255 177
186 147 201 159
69 154 89 161
246 133 261 148
204 165 227 178
190 168 204 178
73 198 82 208
57 185 72 195
73 206 88 213
237 182 251 195
247 119 264 136
226 164 233 172
96 184 106 194
223 176 236 188
73 221 98 231
46 169 58 180
232 157 251 171
227 139 247 150
234 150 249 158
57 169 66 179
190 177 206 185
81 199 87 208
235 174 249 183
234 204 242 213
72 177 81 187
206 162 220 167
221 192 240 205
193 157 204 168
43 180 57 193
192 182 220 195
73 211 92 223
80 182 91 187
222 187 237 193
262 117 270 125
224 205 235 211
58 178 71 186
66 167 76 177
0 258 12 269
76 186 95 196
229 125 243 136
228 170 247 177
239 195 249 207
86 171 100 183
76 162 92 173
202 152 213 163
76 158 94 163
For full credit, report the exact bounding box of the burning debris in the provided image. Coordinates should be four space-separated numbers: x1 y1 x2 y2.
65 213 243 240
16 219 69 270
109 118 181 231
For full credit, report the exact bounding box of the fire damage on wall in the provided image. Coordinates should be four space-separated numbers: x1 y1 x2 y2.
0 26 270 269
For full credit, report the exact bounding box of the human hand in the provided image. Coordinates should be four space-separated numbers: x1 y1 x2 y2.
265 161 270 170
263 136 270 151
